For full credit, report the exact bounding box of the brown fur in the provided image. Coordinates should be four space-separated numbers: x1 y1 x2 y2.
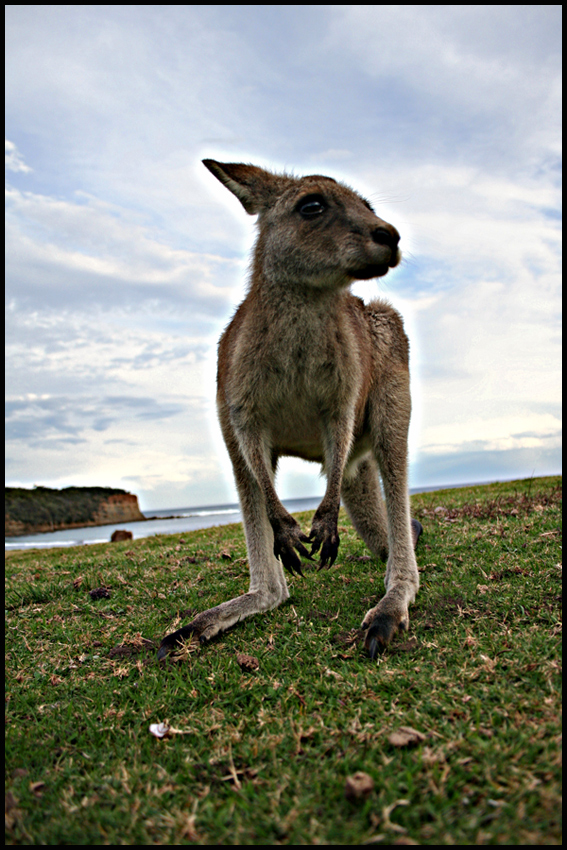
158 160 421 660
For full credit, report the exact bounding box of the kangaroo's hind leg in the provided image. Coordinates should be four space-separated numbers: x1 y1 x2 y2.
341 455 389 562
357 371 421 658
342 453 422 560
158 431 289 659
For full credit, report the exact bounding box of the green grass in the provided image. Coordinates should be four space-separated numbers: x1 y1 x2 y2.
5 476 562 845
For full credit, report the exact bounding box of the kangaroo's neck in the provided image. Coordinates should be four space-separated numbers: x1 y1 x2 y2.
248 242 353 311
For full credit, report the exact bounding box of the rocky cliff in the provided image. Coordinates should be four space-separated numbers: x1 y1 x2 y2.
5 486 145 536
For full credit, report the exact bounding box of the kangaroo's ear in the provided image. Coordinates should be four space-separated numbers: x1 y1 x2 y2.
203 159 287 215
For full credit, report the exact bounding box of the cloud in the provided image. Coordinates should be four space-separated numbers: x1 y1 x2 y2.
411 173 560 278
327 6 561 134
5 185 244 314
5 6 562 506
412 444 562 491
5 393 191 444
419 411 561 457
5 140 32 173
311 149 353 162
5 308 216 410
5 386 225 503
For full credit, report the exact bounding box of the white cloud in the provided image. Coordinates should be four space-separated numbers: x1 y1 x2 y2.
328 6 561 117
5 185 242 303
5 140 32 173
361 161 561 271
311 149 353 162
420 411 561 456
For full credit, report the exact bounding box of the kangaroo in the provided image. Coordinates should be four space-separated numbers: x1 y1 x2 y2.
158 159 422 661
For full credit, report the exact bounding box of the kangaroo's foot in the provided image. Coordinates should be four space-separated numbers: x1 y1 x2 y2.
158 605 226 660
362 604 409 659
361 565 419 659
158 622 202 661
361 593 411 659
157 583 289 660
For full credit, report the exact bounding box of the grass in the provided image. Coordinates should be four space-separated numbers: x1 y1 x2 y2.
5 475 562 845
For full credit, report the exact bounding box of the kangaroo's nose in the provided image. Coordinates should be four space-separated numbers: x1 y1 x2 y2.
371 226 400 251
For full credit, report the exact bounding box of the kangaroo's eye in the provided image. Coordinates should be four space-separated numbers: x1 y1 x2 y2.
298 195 327 218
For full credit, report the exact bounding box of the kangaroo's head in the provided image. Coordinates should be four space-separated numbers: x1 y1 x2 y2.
203 159 400 291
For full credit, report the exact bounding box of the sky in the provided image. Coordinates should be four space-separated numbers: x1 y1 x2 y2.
5 5 562 511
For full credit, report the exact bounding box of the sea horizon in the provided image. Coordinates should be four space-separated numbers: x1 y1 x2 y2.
4 477 545 552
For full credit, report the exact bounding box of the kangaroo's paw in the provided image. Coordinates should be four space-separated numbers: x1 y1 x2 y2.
309 513 340 569
273 517 313 576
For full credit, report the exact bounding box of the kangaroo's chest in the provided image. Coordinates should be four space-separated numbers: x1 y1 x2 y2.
228 317 362 456
244 318 357 405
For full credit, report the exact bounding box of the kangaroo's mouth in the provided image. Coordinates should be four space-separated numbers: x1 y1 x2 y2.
349 263 391 280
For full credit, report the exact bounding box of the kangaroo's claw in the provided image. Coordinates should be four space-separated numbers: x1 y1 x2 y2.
273 521 315 576
317 534 340 569
276 545 304 577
